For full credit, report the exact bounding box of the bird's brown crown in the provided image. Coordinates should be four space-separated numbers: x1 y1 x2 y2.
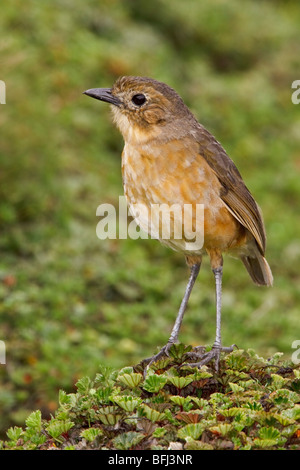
110 76 197 143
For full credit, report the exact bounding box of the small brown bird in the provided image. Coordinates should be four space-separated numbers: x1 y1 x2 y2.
84 76 273 371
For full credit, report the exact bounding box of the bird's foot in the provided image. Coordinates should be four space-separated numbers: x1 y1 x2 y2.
185 343 237 373
142 341 175 376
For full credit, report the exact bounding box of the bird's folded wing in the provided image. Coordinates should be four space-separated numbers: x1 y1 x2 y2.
196 125 266 254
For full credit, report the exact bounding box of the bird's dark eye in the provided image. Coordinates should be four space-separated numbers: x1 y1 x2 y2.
131 94 146 106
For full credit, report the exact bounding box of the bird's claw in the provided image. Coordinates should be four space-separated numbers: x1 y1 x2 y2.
142 342 174 376
186 344 237 372
142 342 237 376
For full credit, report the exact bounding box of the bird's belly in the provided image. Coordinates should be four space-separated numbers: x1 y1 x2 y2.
122 144 244 254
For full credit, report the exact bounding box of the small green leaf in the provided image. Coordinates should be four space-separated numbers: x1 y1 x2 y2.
209 423 234 437
209 393 231 407
25 410 42 432
46 419 74 440
184 437 214 450
168 343 192 361
164 408 179 425
270 389 299 406
168 375 194 389
190 397 209 409
269 374 289 391
274 413 295 426
94 366 118 387
143 374 168 393
112 395 142 412
244 401 263 411
225 350 248 371
170 396 192 408
139 404 165 422
118 372 143 388
152 427 167 438
254 438 281 449
281 406 300 421
76 376 93 394
80 428 103 442
95 386 114 403
112 431 144 450
118 366 134 375
6 426 23 441
220 408 242 418
289 379 300 393
97 406 123 425
177 423 204 440
281 425 298 438
258 426 281 440
229 382 244 393
148 356 172 370
58 390 71 406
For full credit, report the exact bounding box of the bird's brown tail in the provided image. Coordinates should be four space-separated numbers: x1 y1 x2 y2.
241 252 273 286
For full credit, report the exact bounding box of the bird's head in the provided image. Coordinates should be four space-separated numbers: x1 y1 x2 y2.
84 76 195 143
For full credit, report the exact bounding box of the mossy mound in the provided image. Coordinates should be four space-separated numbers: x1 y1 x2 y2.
1 345 300 450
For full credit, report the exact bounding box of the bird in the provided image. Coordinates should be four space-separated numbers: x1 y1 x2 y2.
84 76 273 371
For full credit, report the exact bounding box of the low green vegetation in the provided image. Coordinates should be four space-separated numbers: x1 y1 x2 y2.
1 346 300 450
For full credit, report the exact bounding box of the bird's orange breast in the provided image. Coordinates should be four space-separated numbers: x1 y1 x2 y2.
121 136 246 255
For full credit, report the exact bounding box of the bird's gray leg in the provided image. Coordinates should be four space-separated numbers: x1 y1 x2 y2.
213 266 222 349
167 263 201 345
188 265 235 372
143 263 200 367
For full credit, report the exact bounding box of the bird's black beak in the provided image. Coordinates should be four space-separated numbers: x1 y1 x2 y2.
83 88 121 106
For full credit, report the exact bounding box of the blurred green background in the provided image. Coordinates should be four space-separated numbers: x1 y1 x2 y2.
1 0 300 435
